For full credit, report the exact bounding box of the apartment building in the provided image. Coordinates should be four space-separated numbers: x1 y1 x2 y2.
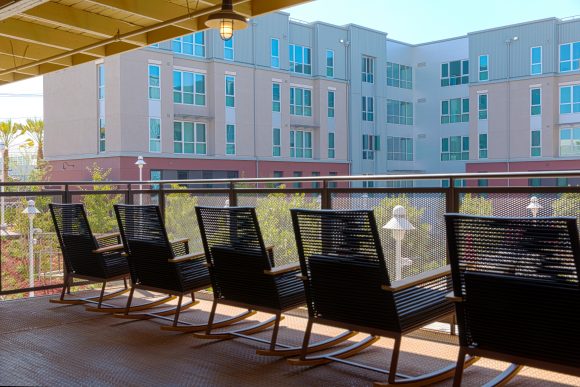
466 17 580 185
44 12 349 181
44 12 580 184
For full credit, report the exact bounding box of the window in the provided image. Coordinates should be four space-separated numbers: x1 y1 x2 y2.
362 96 374 121
441 59 469 86
289 44 311 75
529 178 541 187
478 94 488 120
531 46 542 75
99 118 105 152
272 83 281 112
290 87 312 116
559 85 580 114
362 56 374 83
293 171 302 188
386 180 413 188
271 38 279 68
225 75 235 107
441 136 469 161
149 118 161 152
172 32 205 57
97 64 104 99
290 130 313 158
478 179 489 187
148 64 160 100
479 133 487 159
226 124 235 155
362 179 375 188
362 134 380 160
386 136 413 161
328 132 335 158
559 41 580 72
386 62 412 89
328 172 338 188
387 99 413 125
173 121 206 155
224 37 234 60
441 98 469 123
478 55 488 81
326 50 334 77
560 128 580 156
531 130 541 157
272 128 281 156
531 88 541 115
311 171 320 188
173 70 205 105
327 91 335 118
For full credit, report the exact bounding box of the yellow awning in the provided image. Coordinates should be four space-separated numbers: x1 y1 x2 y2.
0 0 311 85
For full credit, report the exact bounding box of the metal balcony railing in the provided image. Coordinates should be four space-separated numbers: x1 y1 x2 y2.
1 170 580 299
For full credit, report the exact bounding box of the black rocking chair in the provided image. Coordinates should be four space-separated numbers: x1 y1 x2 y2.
49 203 129 310
194 206 355 356
291 209 475 386
445 214 580 386
113 204 252 331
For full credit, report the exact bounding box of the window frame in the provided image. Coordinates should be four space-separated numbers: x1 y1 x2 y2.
559 127 580 156
559 42 580 72
441 135 469 161
289 44 312 75
98 117 106 152
272 127 281 157
386 136 413 161
362 56 375 83
559 85 580 114
387 62 412 89
290 129 313 158
478 133 488 159
172 32 205 57
327 90 335 118
478 55 489 82
226 124 236 155
530 88 541 116
531 129 541 157
173 70 206 106
362 134 380 160
326 49 334 78
149 117 161 153
272 83 281 112
97 64 105 100
271 38 280 68
531 46 542 75
328 132 335 159
290 87 312 117
224 37 234 61
478 93 488 120
225 75 235 108
387 99 413 125
173 121 206 155
441 98 469 124
148 64 160 100
362 96 374 121
441 59 469 86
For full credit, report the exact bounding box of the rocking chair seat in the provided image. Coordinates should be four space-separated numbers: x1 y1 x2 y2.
100 252 130 279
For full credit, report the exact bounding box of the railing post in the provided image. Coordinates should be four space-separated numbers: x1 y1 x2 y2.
126 183 133 205
64 184 71 204
158 182 165 220
228 181 237 207
321 180 331 209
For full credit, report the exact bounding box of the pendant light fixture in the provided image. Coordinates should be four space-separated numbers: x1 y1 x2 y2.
205 0 248 41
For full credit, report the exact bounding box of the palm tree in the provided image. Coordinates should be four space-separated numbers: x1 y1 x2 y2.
0 120 24 182
20 118 44 162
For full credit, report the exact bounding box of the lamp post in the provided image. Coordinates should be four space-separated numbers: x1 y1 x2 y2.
135 156 146 205
22 200 40 297
383 205 415 281
527 196 542 218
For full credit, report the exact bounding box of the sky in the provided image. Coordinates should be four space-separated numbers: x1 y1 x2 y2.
2 0 580 122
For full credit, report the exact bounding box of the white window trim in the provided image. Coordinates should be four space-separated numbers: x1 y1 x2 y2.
225 75 235 108
149 117 161 153
272 127 281 157
530 88 541 116
226 124 236 155
271 38 280 69
173 70 206 106
148 64 160 101
326 49 334 78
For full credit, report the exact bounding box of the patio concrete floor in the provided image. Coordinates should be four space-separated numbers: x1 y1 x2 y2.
1 289 578 386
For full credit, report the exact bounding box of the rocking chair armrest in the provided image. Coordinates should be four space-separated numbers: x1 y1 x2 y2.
168 251 205 263
445 291 464 303
93 243 124 254
170 237 189 245
263 262 300 276
381 265 451 293
95 232 120 241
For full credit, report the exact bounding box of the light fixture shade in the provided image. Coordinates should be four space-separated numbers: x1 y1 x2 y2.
205 0 248 41
383 205 415 231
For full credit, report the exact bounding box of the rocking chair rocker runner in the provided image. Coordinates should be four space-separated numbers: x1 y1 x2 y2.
445 214 580 386
49 203 130 310
194 206 356 356
291 209 475 386
113 204 254 331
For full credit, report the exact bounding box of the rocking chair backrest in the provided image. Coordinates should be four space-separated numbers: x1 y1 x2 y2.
49 203 102 276
291 209 400 332
196 206 279 306
445 214 580 371
114 204 176 287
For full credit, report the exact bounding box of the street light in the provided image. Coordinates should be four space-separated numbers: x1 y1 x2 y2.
22 199 40 297
527 196 542 218
383 205 415 281
135 156 146 205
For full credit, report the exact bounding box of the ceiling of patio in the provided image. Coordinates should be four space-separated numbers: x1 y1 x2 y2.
0 0 310 85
